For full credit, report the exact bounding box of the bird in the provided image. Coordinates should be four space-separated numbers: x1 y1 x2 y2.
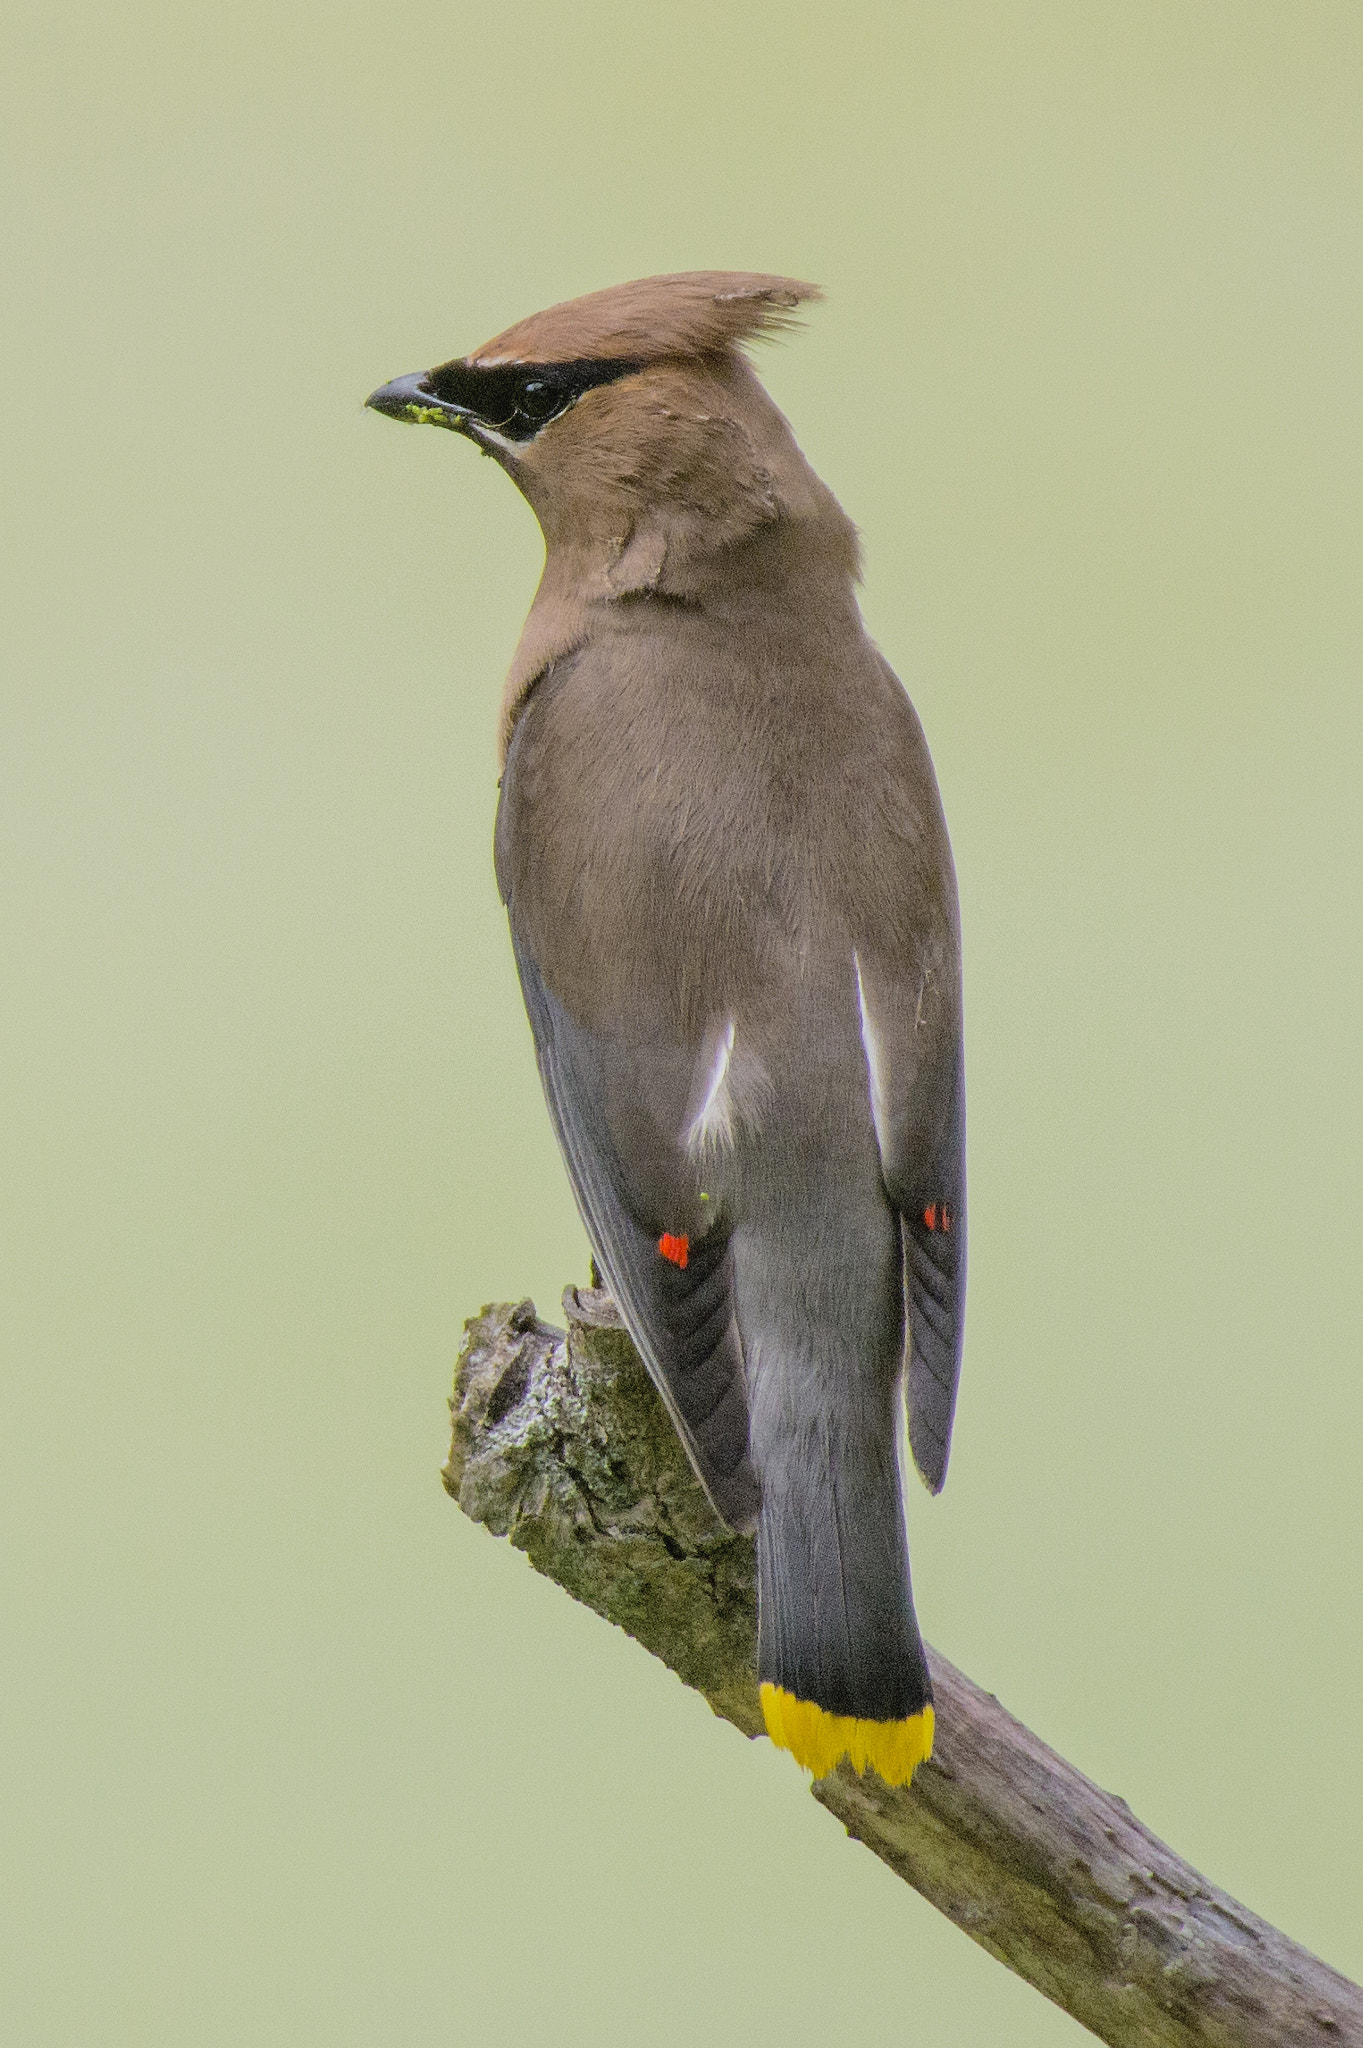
367 272 965 1788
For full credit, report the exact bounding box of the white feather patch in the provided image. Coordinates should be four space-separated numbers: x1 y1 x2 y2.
854 952 892 1162
683 1019 736 1157
467 421 525 458
682 1018 768 1160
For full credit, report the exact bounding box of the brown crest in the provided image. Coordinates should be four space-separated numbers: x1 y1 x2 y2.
468 271 822 368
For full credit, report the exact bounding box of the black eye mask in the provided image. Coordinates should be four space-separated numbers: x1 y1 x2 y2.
421 358 644 441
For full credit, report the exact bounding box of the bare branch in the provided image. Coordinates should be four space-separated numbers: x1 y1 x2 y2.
443 1291 1362 2048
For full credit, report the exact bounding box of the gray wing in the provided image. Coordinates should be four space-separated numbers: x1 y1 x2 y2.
509 937 759 1531
898 1037 966 1493
856 953 967 1493
493 675 756 1533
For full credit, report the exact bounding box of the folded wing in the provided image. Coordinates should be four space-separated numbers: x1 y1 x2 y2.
510 935 759 1532
854 952 967 1493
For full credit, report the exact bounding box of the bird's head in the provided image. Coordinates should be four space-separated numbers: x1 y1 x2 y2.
366 271 856 597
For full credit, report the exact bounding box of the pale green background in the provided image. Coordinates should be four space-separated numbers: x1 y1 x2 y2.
3 3 1360 2042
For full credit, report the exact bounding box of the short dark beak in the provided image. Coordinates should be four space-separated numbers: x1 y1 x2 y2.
364 371 471 432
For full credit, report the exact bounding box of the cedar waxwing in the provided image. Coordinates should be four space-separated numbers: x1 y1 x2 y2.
368 273 965 1787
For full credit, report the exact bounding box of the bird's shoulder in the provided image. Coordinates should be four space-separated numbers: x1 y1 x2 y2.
500 617 940 831
495 625 956 1026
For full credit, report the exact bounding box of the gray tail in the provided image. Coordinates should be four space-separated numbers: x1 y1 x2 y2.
753 1370 931 1724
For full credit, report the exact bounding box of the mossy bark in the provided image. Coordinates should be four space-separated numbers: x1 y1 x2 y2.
444 1291 1362 2048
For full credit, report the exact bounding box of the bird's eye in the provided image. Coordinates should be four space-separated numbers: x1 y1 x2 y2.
517 379 562 424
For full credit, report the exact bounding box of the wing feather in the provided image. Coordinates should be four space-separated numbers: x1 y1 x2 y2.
855 953 966 1493
512 935 758 1531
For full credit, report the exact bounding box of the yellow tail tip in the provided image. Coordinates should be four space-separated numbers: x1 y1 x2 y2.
760 1684 934 1787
